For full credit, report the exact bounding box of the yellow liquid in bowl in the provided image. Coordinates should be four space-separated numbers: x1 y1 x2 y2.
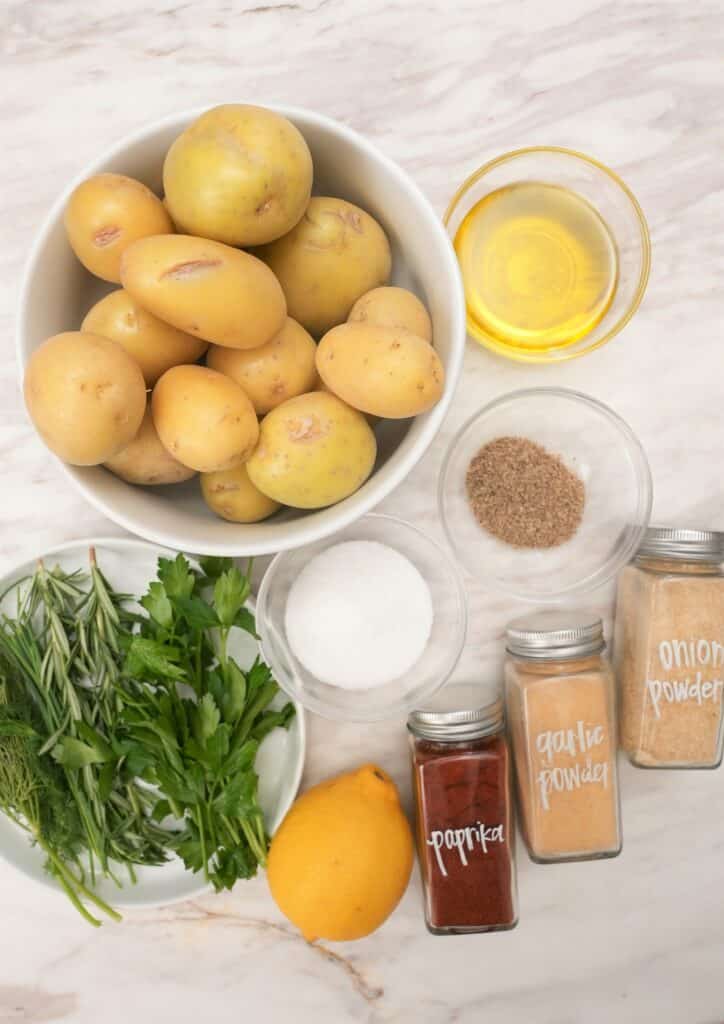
454 182 619 354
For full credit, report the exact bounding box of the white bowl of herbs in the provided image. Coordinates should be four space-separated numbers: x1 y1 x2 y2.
0 538 304 922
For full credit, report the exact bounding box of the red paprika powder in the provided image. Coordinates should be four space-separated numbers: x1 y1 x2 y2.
408 689 517 934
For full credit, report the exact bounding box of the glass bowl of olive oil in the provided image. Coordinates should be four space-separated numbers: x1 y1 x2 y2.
444 147 650 363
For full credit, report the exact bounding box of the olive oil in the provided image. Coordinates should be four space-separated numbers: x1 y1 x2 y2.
454 182 618 354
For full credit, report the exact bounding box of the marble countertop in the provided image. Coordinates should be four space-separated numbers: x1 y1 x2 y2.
3 1 724 1021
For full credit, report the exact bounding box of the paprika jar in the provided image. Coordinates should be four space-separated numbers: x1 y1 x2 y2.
505 612 622 864
408 686 518 935
614 527 724 769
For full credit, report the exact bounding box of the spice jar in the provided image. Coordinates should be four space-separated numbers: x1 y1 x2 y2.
505 612 621 863
408 687 517 935
614 527 724 769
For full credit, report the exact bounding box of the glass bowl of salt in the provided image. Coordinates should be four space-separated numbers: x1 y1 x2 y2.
256 513 468 721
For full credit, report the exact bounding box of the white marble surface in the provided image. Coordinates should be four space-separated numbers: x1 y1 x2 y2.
2 1 724 1021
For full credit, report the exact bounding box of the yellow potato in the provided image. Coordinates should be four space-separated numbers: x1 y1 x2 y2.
121 234 286 350
152 365 259 473
256 197 391 337
163 104 313 247
348 286 432 342
23 331 146 466
207 318 317 415
316 323 445 419
201 464 280 523
246 392 376 509
82 289 208 386
64 173 173 283
105 404 196 485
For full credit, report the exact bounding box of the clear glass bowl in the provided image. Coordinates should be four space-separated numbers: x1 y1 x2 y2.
438 388 653 602
257 514 468 721
444 146 651 363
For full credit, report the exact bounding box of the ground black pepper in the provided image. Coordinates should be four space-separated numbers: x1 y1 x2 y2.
465 435 585 549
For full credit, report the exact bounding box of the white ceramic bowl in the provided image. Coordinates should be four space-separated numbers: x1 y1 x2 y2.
17 105 466 556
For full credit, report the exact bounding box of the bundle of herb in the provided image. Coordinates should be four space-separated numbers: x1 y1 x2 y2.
0 558 148 925
119 554 294 891
0 549 293 923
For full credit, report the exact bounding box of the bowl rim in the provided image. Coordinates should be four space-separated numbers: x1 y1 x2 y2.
0 534 306 909
256 512 469 721
437 386 654 603
443 145 652 365
16 104 467 557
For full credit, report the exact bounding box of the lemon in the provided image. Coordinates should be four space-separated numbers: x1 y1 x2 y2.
267 763 414 942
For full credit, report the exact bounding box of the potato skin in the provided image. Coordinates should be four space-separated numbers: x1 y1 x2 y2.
152 365 259 473
201 464 280 523
105 404 196 485
256 197 391 338
121 234 286 350
163 104 313 247
82 288 208 385
246 392 376 509
207 317 317 415
316 323 445 419
23 331 147 466
64 173 173 283
348 286 432 342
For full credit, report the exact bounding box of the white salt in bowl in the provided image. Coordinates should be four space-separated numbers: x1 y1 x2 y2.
439 388 653 603
17 105 466 556
256 514 468 721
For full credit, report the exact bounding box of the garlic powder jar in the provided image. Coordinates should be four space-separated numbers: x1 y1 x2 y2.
504 612 621 864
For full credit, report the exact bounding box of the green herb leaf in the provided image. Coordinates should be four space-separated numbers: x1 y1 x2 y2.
75 721 114 762
121 743 155 778
0 719 38 739
140 582 173 629
214 770 258 818
198 557 234 582
52 737 108 768
223 660 247 723
153 764 198 805
213 568 250 629
246 658 274 697
98 762 115 802
212 844 258 890
204 723 231 772
193 693 221 744
171 596 220 631
125 638 186 681
157 554 195 600
151 799 172 824
174 833 205 874
222 737 259 778
206 668 226 712
234 607 258 638
251 705 296 743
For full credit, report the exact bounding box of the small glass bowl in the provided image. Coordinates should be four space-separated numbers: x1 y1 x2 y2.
439 388 653 602
444 146 651 363
257 513 468 722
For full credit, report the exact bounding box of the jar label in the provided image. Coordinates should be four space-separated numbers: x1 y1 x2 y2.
426 822 505 877
646 638 724 718
534 720 610 811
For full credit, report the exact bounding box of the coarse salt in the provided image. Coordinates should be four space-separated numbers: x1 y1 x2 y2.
284 540 434 690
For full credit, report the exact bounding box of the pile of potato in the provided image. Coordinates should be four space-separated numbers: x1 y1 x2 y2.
23 104 445 523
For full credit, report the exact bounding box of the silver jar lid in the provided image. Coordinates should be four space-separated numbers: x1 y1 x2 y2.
407 684 504 742
636 527 724 564
506 610 605 661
